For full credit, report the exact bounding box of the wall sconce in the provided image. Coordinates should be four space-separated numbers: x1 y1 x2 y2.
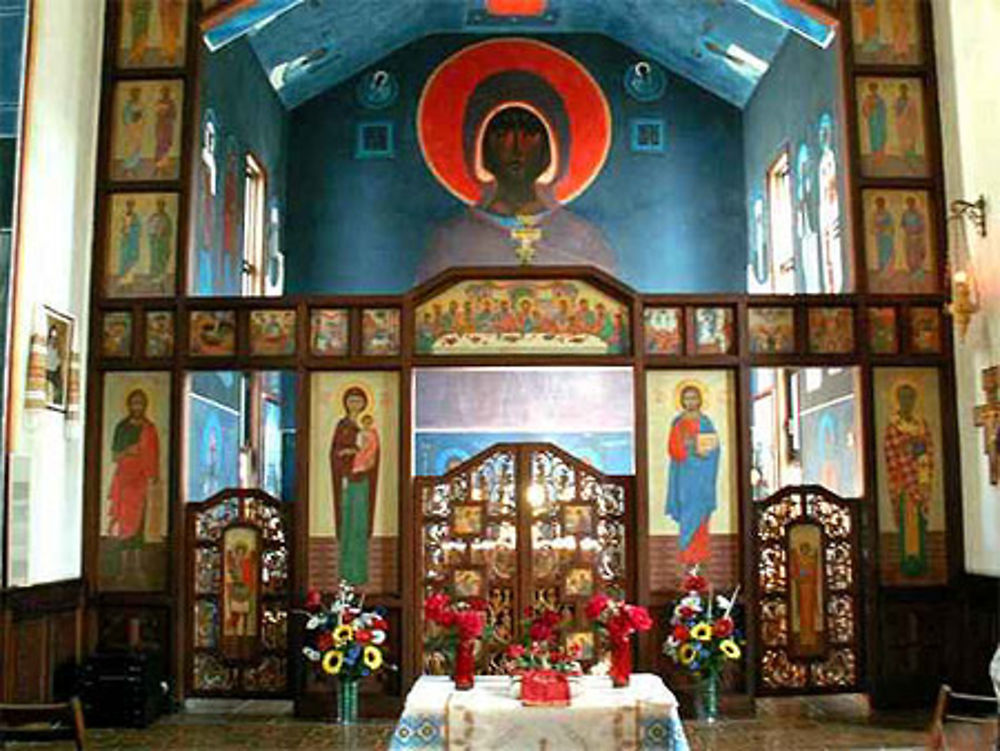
946 195 986 340
951 195 987 238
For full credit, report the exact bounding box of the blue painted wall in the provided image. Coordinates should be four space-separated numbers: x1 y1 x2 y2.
284 34 747 294
0 0 26 139
194 38 289 295
742 34 850 293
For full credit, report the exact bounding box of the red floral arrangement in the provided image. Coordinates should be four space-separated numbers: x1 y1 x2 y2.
586 593 654 687
503 604 583 676
586 593 654 645
423 592 487 640
423 592 490 689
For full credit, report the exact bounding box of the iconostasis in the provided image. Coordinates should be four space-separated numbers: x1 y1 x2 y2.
82 0 961 710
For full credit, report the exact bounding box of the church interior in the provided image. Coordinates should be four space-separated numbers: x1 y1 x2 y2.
0 0 998 748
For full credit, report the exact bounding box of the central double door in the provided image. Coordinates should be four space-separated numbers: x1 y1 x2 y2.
416 443 632 673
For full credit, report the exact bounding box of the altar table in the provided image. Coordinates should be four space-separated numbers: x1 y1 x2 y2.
389 674 690 750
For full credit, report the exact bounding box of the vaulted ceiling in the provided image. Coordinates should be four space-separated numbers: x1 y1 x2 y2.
203 0 835 109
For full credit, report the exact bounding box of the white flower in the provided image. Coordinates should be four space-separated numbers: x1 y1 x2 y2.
371 630 387 645
306 616 322 631
680 595 703 612
589 658 610 676
716 594 734 612
303 647 321 662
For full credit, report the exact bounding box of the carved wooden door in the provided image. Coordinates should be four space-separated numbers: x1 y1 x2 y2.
754 486 863 694
416 443 631 674
187 489 291 696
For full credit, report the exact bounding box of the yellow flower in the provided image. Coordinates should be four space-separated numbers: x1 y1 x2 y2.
363 646 383 671
322 650 344 675
720 639 741 660
679 643 697 666
333 625 355 646
691 623 713 642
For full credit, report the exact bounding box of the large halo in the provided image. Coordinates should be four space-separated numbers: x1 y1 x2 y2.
417 38 611 206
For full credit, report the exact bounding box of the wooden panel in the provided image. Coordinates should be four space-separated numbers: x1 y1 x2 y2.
12 619 46 702
48 611 80 700
872 595 952 709
2 580 84 704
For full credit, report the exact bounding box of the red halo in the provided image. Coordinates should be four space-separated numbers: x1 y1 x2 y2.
417 38 611 206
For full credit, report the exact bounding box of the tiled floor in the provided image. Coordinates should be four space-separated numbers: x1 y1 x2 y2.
8 694 935 750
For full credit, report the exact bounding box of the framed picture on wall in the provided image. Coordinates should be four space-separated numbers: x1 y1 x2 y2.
249 309 297 357
644 307 683 355
851 0 924 66
868 306 899 355
909 306 942 354
855 76 929 178
310 308 349 357
145 310 175 359
748 307 795 354
117 0 190 70
101 311 133 360
808 307 855 354
189 310 237 357
109 80 185 182
862 189 937 294
104 192 179 297
42 307 74 411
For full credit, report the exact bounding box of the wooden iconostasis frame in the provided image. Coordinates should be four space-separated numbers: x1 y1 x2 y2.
79 0 966 713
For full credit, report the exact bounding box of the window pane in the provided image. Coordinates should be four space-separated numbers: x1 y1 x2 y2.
750 367 863 498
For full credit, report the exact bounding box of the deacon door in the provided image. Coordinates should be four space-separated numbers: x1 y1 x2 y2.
416 443 632 674
754 485 863 694
186 488 291 697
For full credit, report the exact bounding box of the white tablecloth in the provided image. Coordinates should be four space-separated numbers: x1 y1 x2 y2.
389 674 689 750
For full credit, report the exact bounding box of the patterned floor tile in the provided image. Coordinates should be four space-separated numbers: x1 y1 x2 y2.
5 695 935 750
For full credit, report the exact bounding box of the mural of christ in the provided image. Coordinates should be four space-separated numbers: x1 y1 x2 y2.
665 384 720 565
419 105 616 281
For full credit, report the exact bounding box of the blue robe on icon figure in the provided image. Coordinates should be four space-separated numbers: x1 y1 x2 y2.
665 385 720 565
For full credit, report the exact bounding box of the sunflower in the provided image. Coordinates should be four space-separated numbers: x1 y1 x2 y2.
679 643 697 666
363 645 383 671
691 622 713 642
333 624 355 646
720 638 741 659
321 649 344 675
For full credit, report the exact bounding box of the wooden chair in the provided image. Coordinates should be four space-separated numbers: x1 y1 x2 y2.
0 696 87 750
929 684 999 750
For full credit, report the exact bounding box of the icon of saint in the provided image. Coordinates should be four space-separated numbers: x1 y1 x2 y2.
665 384 720 565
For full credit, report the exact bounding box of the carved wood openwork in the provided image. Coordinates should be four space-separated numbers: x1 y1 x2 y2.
415 443 631 675
186 489 290 696
754 485 862 694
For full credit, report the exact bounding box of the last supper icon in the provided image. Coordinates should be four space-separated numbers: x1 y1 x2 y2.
416 38 616 282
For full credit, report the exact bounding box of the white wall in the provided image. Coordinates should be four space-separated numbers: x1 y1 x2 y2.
933 0 1000 577
8 0 104 584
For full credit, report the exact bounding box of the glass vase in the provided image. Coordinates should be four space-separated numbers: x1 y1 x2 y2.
610 639 632 688
337 677 359 725
698 672 720 724
454 638 475 690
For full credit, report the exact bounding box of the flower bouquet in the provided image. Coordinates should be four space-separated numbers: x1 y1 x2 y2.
503 604 583 706
423 592 489 690
302 580 393 724
661 571 743 722
586 593 654 687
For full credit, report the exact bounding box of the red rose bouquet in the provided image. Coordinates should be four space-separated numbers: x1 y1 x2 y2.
586 593 654 687
503 604 583 676
423 592 489 690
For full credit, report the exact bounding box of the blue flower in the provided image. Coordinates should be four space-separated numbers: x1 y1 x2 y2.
374 606 388 617
345 644 362 667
